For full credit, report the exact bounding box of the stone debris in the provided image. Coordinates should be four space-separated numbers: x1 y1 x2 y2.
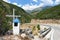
0 34 50 40
0 37 4 40
21 33 26 38
1 35 31 40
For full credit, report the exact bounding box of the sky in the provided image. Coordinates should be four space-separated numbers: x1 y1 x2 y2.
3 0 60 10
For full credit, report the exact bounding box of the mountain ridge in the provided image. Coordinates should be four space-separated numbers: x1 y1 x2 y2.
35 5 60 19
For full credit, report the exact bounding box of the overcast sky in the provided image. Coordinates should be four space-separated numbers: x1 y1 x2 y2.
3 0 60 10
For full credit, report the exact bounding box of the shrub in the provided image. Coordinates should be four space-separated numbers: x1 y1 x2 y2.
37 24 40 30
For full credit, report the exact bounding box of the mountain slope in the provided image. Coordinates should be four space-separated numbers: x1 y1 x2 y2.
0 0 32 23
0 0 32 35
31 6 52 18
36 5 60 19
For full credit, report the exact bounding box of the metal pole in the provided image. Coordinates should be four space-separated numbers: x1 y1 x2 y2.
13 9 15 21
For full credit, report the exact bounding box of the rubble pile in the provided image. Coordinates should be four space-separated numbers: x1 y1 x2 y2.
2 35 31 40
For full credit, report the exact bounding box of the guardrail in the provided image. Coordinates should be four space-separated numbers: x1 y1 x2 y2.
41 28 51 38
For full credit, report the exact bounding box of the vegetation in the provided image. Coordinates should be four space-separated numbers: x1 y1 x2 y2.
0 1 10 35
0 0 60 35
0 0 32 35
32 26 35 32
37 24 40 30
32 26 38 36
44 28 47 31
36 5 60 19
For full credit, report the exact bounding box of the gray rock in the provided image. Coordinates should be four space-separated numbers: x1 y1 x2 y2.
0 37 4 40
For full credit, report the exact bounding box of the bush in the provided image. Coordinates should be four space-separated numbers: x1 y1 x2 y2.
37 24 40 30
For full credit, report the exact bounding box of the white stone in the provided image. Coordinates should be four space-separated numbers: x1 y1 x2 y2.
33 36 40 40
21 33 26 38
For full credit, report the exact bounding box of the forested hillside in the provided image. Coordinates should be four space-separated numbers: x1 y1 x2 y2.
0 0 32 35
36 5 60 19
